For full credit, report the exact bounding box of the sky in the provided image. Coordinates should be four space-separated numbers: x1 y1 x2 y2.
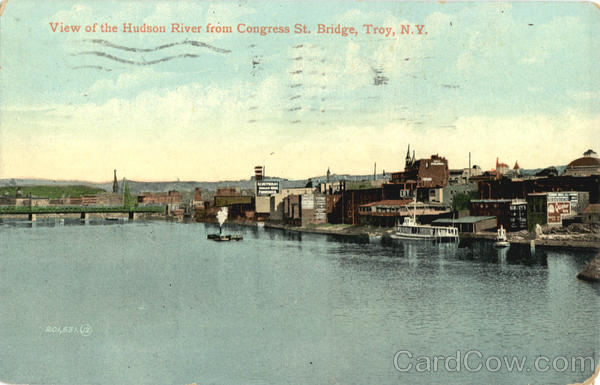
0 0 598 182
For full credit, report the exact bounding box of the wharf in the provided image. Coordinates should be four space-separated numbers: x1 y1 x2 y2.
261 222 600 251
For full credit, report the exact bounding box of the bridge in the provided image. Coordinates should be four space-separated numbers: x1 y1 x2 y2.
0 206 165 221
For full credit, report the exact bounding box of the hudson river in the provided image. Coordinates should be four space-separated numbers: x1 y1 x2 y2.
1 221 598 385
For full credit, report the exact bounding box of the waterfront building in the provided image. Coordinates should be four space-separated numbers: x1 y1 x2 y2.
582 204 600 224
138 191 181 205
0 193 123 207
215 195 254 219
527 192 573 231
431 216 497 234
138 191 182 215
282 193 327 226
358 199 451 227
327 187 383 225
269 187 316 222
0 196 50 207
470 199 527 231
477 175 600 204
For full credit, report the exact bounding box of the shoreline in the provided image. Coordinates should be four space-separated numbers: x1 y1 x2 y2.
213 220 600 252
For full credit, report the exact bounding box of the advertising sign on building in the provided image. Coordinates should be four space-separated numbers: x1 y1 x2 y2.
302 194 314 209
547 201 571 224
314 195 327 222
257 180 280 196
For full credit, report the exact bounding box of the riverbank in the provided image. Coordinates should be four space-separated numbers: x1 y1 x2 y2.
256 222 600 251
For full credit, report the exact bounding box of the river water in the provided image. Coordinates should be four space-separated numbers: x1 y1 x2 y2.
1 220 598 385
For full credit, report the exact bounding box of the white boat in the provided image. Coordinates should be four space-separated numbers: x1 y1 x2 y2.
390 199 459 241
493 226 510 248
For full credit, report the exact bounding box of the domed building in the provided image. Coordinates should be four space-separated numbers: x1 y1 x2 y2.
564 150 600 177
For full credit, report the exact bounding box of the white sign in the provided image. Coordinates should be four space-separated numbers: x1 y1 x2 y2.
257 181 280 196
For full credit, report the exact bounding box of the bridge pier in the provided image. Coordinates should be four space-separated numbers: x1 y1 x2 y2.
28 213 36 222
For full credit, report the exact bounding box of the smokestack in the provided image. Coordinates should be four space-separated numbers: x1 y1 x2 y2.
374 162 376 181
469 152 471 180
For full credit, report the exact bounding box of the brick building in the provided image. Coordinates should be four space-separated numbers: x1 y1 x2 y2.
282 193 327 226
137 191 182 205
327 187 383 225
390 145 449 188
477 176 600 204
470 199 527 231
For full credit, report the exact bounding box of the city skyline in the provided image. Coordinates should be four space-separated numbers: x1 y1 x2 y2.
1 1 598 181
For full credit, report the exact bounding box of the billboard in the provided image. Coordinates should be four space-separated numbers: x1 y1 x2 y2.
547 201 570 224
257 180 279 196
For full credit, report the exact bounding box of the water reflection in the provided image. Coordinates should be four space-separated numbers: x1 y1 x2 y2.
1 220 597 385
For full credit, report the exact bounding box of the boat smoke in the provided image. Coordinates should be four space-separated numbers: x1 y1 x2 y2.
216 207 228 230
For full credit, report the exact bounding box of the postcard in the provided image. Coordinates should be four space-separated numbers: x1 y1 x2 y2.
0 1 599 384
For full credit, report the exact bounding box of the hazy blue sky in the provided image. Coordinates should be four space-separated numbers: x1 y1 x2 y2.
1 1 598 181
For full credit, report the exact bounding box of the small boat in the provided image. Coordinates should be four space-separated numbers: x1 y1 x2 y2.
390 198 459 241
493 226 510 248
368 233 382 244
207 234 243 242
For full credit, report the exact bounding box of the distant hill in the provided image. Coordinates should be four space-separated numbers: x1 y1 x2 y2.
519 166 567 176
0 185 106 198
0 173 388 194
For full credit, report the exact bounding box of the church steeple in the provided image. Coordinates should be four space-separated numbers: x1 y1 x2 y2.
112 169 119 193
405 144 411 168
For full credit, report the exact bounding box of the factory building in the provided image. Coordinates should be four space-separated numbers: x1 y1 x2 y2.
270 187 316 222
282 192 327 226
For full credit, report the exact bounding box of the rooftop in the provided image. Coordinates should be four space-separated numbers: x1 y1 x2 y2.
360 199 412 207
567 156 600 168
583 204 600 214
432 216 496 224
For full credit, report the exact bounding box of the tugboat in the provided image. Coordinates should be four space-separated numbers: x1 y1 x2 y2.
207 208 243 242
493 225 510 248
207 233 243 242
